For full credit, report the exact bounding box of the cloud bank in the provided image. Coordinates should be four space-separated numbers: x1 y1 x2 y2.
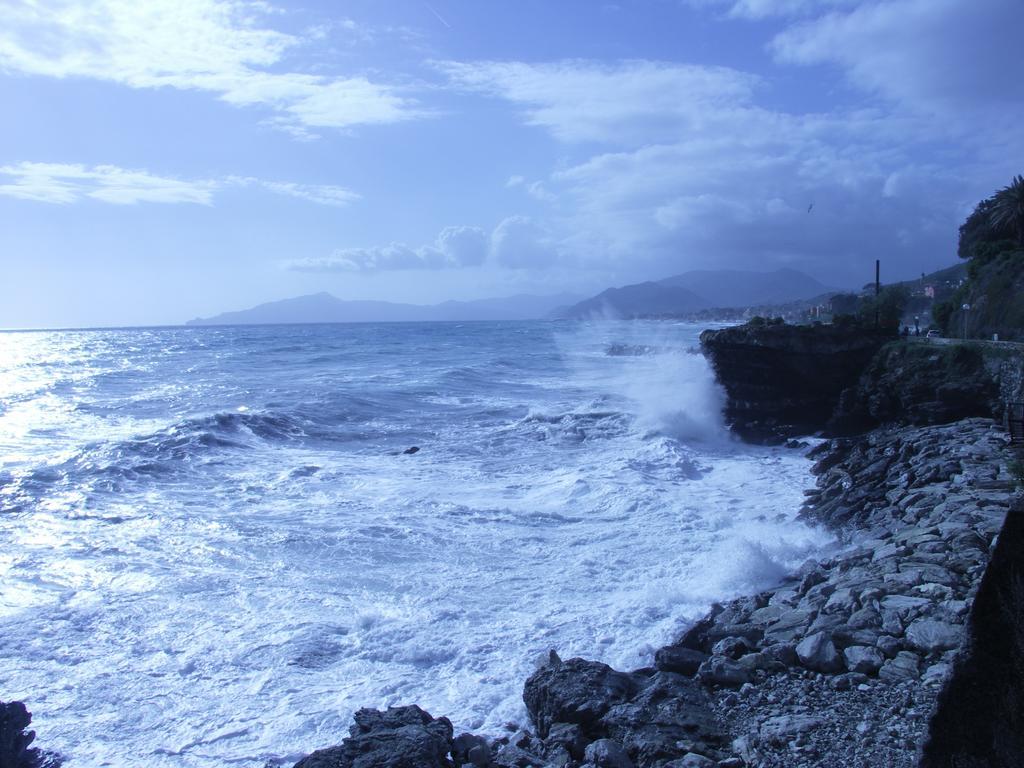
0 162 360 207
287 219 555 272
0 0 426 135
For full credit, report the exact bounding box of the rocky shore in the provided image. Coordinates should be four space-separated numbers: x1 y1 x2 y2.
6 327 1021 768
282 414 1019 768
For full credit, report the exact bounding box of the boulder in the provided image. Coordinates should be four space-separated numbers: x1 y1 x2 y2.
795 632 844 673
904 620 961 655
523 656 638 739
653 647 708 677
696 657 751 687
293 706 454 768
583 739 634 768
842 645 885 675
0 701 43 768
878 651 921 683
598 673 724 768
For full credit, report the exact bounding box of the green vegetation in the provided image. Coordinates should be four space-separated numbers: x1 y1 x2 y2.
856 285 910 331
933 175 1024 340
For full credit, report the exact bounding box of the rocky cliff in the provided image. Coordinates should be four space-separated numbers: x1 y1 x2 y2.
700 322 1024 443
698 324 891 443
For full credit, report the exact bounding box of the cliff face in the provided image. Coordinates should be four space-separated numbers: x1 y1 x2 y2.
701 322 1024 443
827 342 1001 435
698 324 891 443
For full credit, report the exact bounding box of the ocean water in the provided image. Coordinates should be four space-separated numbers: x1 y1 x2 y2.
0 321 835 767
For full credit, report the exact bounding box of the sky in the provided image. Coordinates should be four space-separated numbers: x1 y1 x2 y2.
1 0 1022 328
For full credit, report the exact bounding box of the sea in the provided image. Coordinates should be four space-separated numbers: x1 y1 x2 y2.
0 320 835 767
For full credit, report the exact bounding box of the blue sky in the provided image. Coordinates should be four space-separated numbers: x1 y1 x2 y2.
1 0 1021 327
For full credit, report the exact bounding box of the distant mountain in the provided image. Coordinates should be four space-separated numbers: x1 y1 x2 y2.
556 268 838 319
554 282 712 319
185 292 583 326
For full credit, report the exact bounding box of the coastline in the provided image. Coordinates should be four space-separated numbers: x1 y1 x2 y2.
285 421 1019 768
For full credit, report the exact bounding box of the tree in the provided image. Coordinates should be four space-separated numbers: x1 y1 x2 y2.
989 174 1024 247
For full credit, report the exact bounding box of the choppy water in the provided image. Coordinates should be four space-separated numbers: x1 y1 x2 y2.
0 321 834 767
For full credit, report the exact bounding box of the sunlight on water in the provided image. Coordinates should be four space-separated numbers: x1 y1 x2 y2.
0 321 835 767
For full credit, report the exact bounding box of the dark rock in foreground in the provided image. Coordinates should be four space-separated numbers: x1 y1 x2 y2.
0 701 58 768
293 706 454 768
921 502 1024 768
699 323 891 443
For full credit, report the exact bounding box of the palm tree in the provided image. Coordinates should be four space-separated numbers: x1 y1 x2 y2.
990 174 1024 246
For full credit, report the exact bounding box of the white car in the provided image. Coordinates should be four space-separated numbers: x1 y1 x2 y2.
925 329 942 338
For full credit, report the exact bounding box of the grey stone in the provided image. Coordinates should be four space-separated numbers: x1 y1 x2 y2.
876 635 900 658
763 609 815 644
293 705 454 768
846 605 881 629
584 739 634 768
654 647 708 677
760 714 824 742
711 637 751 660
492 744 546 768
523 657 638 738
544 723 587 761
453 734 492 767
761 643 798 667
697 656 751 687
878 651 921 682
673 754 716 767
843 645 885 675
904 619 961 655
795 631 844 673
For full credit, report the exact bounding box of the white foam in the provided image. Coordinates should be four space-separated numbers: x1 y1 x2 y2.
0 323 836 767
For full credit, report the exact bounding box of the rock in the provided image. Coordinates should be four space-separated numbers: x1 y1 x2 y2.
760 643 798 667
452 734 491 768
697 657 751 687
878 651 921 683
843 645 885 675
654 647 708 677
710 637 751 660
699 323 891 442
759 714 824 743
293 705 454 768
544 723 587 762
922 503 1024 767
598 673 723 768
492 744 545 768
523 657 638 738
0 701 43 768
795 632 844 673
904 620 961 655
921 662 952 686
584 739 634 768
668 753 716 767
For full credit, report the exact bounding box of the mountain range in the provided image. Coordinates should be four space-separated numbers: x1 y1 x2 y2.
186 268 840 326
554 268 838 319
186 292 582 325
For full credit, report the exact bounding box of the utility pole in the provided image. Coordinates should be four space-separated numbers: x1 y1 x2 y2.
875 259 880 328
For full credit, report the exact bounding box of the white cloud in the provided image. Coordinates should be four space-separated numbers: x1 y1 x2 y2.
286 220 557 273
0 162 360 207
771 0 1024 119
490 216 556 269
0 162 217 205
0 0 425 133
239 179 361 207
438 59 759 144
436 226 489 267
683 0 858 19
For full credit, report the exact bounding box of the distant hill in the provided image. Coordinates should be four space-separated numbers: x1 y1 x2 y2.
186 292 583 326
556 268 838 319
